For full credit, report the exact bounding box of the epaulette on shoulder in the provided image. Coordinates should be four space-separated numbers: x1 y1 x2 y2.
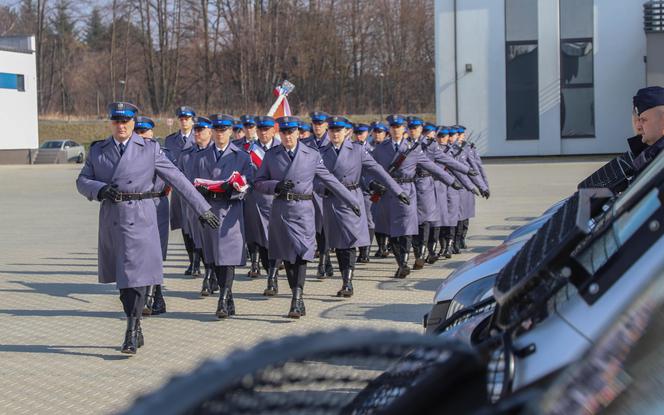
266 145 281 153
165 132 179 139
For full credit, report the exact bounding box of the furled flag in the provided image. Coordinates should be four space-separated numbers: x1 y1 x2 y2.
268 80 295 120
194 172 249 193
247 141 266 168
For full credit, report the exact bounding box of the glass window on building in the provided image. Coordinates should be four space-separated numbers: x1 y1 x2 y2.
505 0 539 140
560 0 594 138
0 73 25 91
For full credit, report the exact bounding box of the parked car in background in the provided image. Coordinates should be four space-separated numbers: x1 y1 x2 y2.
36 140 85 164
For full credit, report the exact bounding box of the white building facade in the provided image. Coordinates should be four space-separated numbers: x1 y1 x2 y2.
434 0 647 156
0 36 38 164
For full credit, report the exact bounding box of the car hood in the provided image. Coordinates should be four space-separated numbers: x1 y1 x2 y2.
433 237 528 304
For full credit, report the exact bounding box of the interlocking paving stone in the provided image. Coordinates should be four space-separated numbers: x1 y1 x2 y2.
0 160 606 414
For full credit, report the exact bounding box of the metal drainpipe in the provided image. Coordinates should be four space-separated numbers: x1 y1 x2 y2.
453 0 459 124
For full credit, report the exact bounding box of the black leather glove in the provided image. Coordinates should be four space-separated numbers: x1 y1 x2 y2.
397 192 410 205
368 181 387 195
351 205 362 217
275 179 294 194
468 168 479 176
472 188 480 196
451 180 463 190
197 186 211 197
98 184 121 202
199 210 220 229
482 189 491 199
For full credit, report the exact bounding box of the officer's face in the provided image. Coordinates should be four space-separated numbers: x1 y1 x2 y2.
632 112 644 136
450 133 459 144
312 121 328 137
329 127 346 146
437 135 448 145
354 131 369 143
458 133 466 142
280 128 300 149
389 125 405 140
639 107 664 145
179 116 194 132
213 126 233 147
243 125 257 138
137 129 154 139
234 129 245 140
111 118 134 141
300 130 312 139
257 126 275 144
408 125 423 139
424 131 435 139
194 127 211 146
373 130 387 143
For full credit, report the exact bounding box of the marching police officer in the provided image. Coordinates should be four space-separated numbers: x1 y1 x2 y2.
77 102 220 354
232 118 245 142
197 114 254 319
164 106 201 276
368 121 391 257
371 115 460 278
353 123 371 146
254 116 359 318
243 115 283 296
299 121 313 140
231 114 258 149
301 111 334 279
178 116 217 296
133 116 169 315
320 116 409 297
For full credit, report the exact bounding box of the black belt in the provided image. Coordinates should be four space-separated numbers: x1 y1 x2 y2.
276 192 314 201
344 183 360 190
116 191 166 201
206 192 230 200
393 177 415 184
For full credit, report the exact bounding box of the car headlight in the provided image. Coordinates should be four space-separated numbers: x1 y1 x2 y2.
446 274 498 319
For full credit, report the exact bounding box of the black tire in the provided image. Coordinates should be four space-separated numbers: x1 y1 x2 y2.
76 153 84 163
123 329 489 415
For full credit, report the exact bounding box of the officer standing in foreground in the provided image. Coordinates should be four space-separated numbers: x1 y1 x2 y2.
164 106 200 276
178 117 217 296
254 116 359 318
371 115 459 278
243 116 283 296
133 116 169 315
631 86 664 173
77 102 220 354
301 111 334 279
320 116 409 297
197 114 254 319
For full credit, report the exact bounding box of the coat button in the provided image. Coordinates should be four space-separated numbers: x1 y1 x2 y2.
113 222 117 225
128 180 132 184
130 223 134 226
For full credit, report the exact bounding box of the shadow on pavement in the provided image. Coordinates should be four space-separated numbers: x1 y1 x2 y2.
320 302 430 324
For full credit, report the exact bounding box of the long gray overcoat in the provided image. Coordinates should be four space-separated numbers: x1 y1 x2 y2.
254 142 356 262
178 143 212 249
76 133 211 289
244 137 281 248
164 130 195 230
301 132 330 233
371 137 457 237
197 143 253 266
319 139 402 249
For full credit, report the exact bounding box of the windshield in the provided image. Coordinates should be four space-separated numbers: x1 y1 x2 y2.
40 141 63 149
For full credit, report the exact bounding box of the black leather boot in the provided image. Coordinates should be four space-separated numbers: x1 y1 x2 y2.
137 319 144 348
324 252 334 277
227 291 236 316
184 233 194 275
151 285 166 315
248 251 261 278
288 288 306 318
357 247 370 263
216 288 231 319
121 317 139 354
201 265 213 296
142 285 156 316
210 267 219 294
191 249 202 277
426 240 439 264
397 251 411 279
316 252 327 279
413 246 425 270
443 239 454 258
263 267 279 296
337 269 354 297
460 220 469 249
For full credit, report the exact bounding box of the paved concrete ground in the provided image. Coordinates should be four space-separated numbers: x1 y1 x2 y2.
0 159 606 414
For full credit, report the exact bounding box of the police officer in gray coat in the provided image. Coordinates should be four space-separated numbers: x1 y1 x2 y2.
179 117 217 296
243 116 282 296
197 114 254 319
254 116 359 318
301 111 334 279
353 122 375 263
133 116 169 315
164 106 201 276
371 115 460 278
320 116 409 297
77 102 220 354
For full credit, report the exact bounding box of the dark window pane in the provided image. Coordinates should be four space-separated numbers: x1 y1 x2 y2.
561 41 593 86
16 74 24 92
560 0 593 39
506 0 538 41
561 87 595 137
506 44 539 140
